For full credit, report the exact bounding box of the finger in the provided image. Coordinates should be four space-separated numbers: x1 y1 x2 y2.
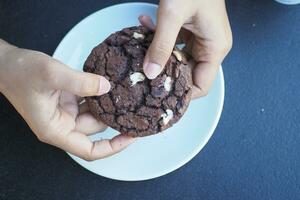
191 34 231 99
192 61 220 99
139 15 156 30
139 15 192 46
60 132 136 161
143 8 183 79
38 105 134 161
75 113 107 135
49 59 111 97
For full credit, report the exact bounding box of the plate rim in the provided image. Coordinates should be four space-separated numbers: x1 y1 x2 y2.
53 2 225 181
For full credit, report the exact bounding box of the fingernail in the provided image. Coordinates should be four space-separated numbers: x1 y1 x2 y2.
98 76 111 95
144 62 162 79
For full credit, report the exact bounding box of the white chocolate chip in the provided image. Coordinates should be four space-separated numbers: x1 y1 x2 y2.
133 32 145 39
130 72 145 86
78 99 86 105
164 76 172 91
161 109 174 125
115 96 120 103
172 50 182 61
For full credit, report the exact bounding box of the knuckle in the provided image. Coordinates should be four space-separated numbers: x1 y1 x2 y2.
82 152 94 161
33 51 48 59
213 37 233 56
224 36 233 53
38 59 56 83
36 124 56 144
37 133 50 143
194 85 210 97
200 89 209 97
81 142 96 161
80 76 99 96
160 3 182 23
150 41 172 60
100 125 108 132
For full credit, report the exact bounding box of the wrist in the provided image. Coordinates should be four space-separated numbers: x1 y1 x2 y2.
0 39 18 93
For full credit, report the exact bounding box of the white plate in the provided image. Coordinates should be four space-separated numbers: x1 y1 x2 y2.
53 2 224 181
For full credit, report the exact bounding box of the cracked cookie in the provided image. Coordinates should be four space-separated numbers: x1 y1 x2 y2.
84 26 193 137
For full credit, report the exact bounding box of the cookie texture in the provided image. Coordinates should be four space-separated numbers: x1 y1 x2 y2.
84 26 193 137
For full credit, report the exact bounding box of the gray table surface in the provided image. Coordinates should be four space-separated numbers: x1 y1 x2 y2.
0 0 300 199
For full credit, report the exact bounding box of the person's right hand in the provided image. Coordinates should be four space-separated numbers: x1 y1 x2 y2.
140 0 232 98
0 40 136 161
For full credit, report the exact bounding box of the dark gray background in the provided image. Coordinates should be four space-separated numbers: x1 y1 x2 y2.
0 0 300 199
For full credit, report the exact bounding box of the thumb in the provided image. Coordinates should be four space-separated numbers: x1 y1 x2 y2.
51 61 111 97
143 11 182 79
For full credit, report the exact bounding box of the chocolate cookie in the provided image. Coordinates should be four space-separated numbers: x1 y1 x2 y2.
84 26 193 137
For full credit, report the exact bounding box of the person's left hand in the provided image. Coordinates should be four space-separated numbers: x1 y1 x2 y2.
0 40 135 161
